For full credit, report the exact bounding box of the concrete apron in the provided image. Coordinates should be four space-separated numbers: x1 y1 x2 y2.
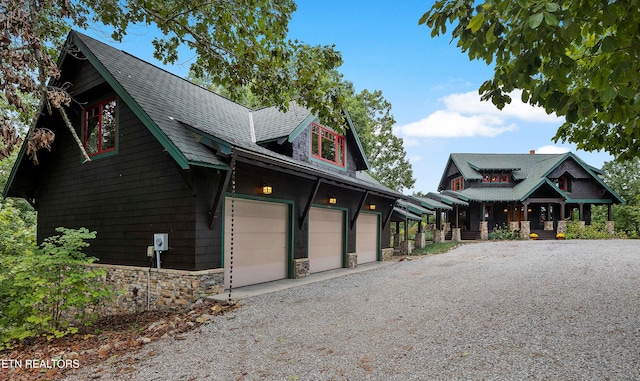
209 261 393 301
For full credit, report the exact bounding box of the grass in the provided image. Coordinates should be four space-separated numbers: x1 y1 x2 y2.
410 242 461 256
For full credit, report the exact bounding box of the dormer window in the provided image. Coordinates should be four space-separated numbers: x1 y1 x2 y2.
311 123 345 167
451 177 464 191
556 177 569 191
482 172 509 183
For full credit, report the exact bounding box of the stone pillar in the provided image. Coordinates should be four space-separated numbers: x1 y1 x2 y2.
557 220 567 234
544 221 554 231
606 221 615 235
452 227 461 242
509 221 520 231
401 241 412 255
520 221 531 239
414 232 426 249
434 230 444 243
347 253 357 269
294 258 309 279
382 248 394 261
480 221 488 240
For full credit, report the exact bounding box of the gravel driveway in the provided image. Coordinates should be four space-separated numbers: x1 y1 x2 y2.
66 240 640 380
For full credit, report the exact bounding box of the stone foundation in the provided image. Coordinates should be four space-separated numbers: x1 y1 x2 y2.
88 263 224 315
414 232 426 249
294 258 310 279
606 220 615 235
347 253 358 268
520 221 531 240
382 248 394 261
451 228 461 242
434 230 445 243
557 220 567 234
479 221 488 240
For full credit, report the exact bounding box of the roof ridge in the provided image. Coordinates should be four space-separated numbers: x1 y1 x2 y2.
71 30 253 112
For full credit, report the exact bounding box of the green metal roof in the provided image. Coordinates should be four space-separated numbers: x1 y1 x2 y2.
439 153 625 204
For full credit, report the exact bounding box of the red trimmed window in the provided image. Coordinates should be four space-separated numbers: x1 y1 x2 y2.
451 177 464 191
556 177 567 191
310 122 345 167
84 98 117 156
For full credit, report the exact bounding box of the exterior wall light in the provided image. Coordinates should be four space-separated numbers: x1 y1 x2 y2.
262 185 273 195
328 197 337 205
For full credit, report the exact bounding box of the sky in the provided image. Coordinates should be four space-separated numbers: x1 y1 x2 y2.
80 0 614 194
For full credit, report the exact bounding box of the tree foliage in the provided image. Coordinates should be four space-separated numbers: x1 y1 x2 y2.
342 82 415 192
421 0 640 160
1 0 344 163
592 158 640 236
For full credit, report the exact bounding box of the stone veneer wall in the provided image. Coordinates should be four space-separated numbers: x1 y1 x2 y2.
382 248 394 261
87 263 224 314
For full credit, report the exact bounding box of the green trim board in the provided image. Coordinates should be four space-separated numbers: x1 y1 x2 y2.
343 109 371 171
287 113 318 143
221 193 296 280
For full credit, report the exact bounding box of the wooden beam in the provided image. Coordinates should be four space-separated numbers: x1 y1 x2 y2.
382 200 397 229
350 190 369 230
208 163 233 230
298 178 322 229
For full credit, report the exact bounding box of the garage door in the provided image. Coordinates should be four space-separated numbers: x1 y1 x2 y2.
224 198 288 288
356 213 379 264
308 207 344 273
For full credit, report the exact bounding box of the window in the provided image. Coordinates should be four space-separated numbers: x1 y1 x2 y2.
482 172 509 183
84 98 117 156
310 122 345 167
556 177 568 191
451 177 464 191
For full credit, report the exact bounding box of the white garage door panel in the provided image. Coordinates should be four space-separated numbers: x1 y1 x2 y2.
357 213 378 264
224 198 288 288
309 208 343 273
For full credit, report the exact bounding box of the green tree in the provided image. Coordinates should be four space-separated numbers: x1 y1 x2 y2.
593 158 640 236
1 0 344 163
421 0 640 160
342 83 415 192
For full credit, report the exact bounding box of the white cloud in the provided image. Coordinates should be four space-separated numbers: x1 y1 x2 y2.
398 90 562 139
535 145 571 154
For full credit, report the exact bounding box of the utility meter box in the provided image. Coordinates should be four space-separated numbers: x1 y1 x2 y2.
154 233 168 251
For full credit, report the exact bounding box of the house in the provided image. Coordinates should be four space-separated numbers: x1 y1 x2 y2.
2 31 402 309
428 152 624 240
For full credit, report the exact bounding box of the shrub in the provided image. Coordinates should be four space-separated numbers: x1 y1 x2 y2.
0 227 116 348
488 224 521 240
565 221 627 239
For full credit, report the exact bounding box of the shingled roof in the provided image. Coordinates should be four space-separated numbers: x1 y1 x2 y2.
439 153 624 204
64 31 397 197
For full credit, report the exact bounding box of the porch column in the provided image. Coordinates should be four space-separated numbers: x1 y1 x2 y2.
578 203 584 222
455 205 459 228
544 203 554 231
480 221 489 240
